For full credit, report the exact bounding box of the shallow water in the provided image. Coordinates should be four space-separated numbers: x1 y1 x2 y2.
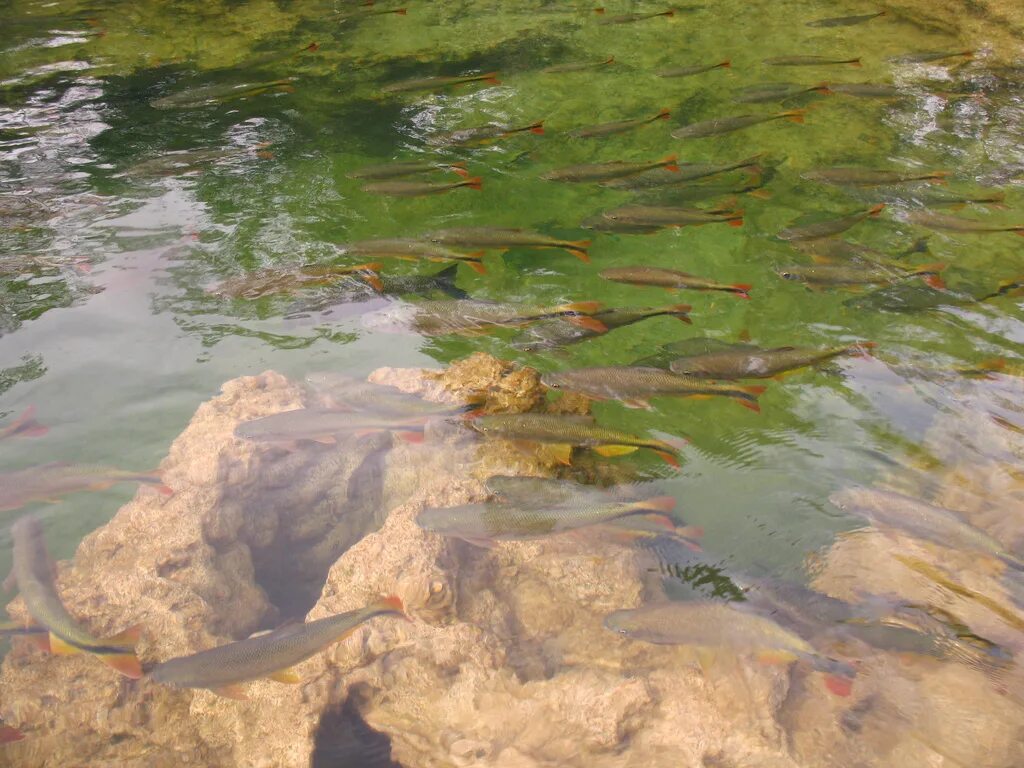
0 0 1023 764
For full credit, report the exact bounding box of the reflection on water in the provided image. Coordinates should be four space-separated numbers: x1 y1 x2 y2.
0 0 1022 764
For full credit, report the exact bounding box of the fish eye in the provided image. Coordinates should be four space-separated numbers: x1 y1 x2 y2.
780 272 796 280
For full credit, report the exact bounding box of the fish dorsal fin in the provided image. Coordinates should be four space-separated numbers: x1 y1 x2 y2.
661 337 757 356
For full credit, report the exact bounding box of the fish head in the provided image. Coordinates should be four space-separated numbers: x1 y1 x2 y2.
539 371 567 390
603 609 644 637
777 269 802 282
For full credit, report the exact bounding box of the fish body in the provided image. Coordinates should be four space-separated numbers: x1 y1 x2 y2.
382 72 500 93
361 177 482 196
906 210 1024 235
347 160 469 180
828 82 902 98
830 488 1024 570
0 406 47 440
764 55 861 66
0 464 170 513
803 167 947 186
601 155 762 189
541 366 764 410
668 341 872 378
151 79 293 109
234 408 427 443
914 188 1005 207
600 266 752 298
11 517 142 677
778 261 945 288
426 227 590 261
304 372 472 416
542 155 680 182
212 264 382 299
806 11 885 27
513 304 692 350
543 57 615 73
601 205 743 228
336 238 486 273
657 60 731 78
596 9 674 23
888 50 973 64
407 299 604 336
429 121 544 146
734 82 831 103
569 109 670 138
148 598 405 695
778 204 885 240
671 111 803 138
121 146 254 177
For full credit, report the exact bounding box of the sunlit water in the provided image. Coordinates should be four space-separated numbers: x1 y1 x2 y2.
1 0 1022 764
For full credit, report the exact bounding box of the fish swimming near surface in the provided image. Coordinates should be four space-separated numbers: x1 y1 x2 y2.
467 412 687 466
912 188 1006 207
734 82 832 103
235 408 429 444
151 79 294 110
335 238 487 274
599 204 744 229
382 72 500 94
806 11 885 27
763 55 861 67
361 177 482 196
512 304 692 350
827 82 902 98
905 210 1024 236
595 8 675 23
428 121 544 146
888 50 973 64
568 109 670 138
335 5 407 21
425 227 591 261
830 487 1024 571
543 56 615 74
671 111 804 138
304 371 479 416
542 155 680 183
403 299 607 336
148 597 406 699
803 167 948 186
9 516 143 678
600 266 752 298
0 405 47 440
347 160 470 180
777 204 885 241
600 154 763 189
541 366 766 411
778 261 947 290
657 60 730 78
211 263 385 298
0 463 172 513
604 602 855 695
660 338 876 379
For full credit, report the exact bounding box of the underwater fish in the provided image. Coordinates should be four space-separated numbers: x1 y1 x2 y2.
568 109 670 138
657 60 730 78
428 121 544 146
235 408 429 444
600 266 752 298
0 405 47 440
335 238 487 274
831 487 1024 570
304 371 478 416
347 160 470 180
151 79 294 109
671 111 804 138
467 413 686 466
148 597 406 699
600 154 763 189
905 210 1024 236
663 339 875 379
425 227 591 261
120 145 271 178
382 72 500 94
912 188 1005 207
0 463 171 513
211 263 384 299
335 5 407 21
763 55 861 67
10 516 142 678
803 167 948 186
734 82 832 103
599 205 744 228
282 266 467 313
777 204 885 241
827 82 902 98
543 56 615 73
406 299 606 336
806 11 885 27
541 366 765 411
595 8 674 23
512 304 693 351
778 261 946 289
361 177 482 196
789 235 929 265
484 474 656 506
604 602 855 694
542 155 680 182
888 50 973 64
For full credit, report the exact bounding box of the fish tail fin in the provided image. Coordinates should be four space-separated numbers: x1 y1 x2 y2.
558 300 601 314
670 304 693 323
656 108 671 120
304 42 320 53
5 406 48 438
141 474 174 496
567 316 608 332
106 624 142 646
0 725 25 744
662 154 680 172
593 7 605 14
868 203 886 216
782 109 805 124
814 81 833 94
676 525 704 540
731 283 752 299
482 72 501 85
464 177 483 190
567 240 591 261
824 674 854 697
664 9 675 16
635 495 677 514
395 7 407 14
850 341 877 357
728 214 744 228
100 651 144 679
653 450 681 467
359 273 385 291
719 60 731 68
849 58 862 67
529 121 545 134
449 162 471 178
375 594 409 619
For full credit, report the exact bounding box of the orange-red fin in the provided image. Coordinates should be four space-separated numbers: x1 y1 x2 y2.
567 316 608 332
653 450 680 467
637 513 676 530
656 108 670 120
738 399 761 413
396 430 425 444
548 443 574 466
464 177 483 191
676 525 704 540
529 121 545 134
449 163 470 178
376 595 407 616
0 725 24 744
719 60 731 68
782 109 805 124
824 674 854 697
868 203 886 216
101 652 143 679
639 495 677 514
212 684 249 700
394 7 407 14
728 216 744 228
732 283 752 299
662 154 680 172
466 259 487 275
25 633 51 653
923 274 946 290
849 59 862 67
106 624 142 646
593 7 606 14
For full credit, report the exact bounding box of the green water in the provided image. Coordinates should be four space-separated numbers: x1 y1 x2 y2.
0 0 1022 759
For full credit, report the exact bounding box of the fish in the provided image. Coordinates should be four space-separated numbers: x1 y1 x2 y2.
484 474 656 506
428 121 544 146
0 617 51 642
404 299 607 336
827 82 902 98
657 60 731 78
600 266 753 299
806 11 885 27
335 5 407 21
425 227 590 261
802 167 948 186
777 261 947 289
905 210 1024 236
888 50 973 64
598 204 744 229
595 8 674 23
734 82 832 103
830 487 1024 571
0 463 172 513
777 204 885 240
10 516 143 678
234 408 429 444
568 109 670 138
789 236 929 264
150 79 294 109
0 405 47 440
282 266 467 314
416 495 685 543
604 602 855 694
211 263 386 298
543 57 615 74
382 72 500 94
671 111 804 138
980 276 1024 301
763 55 861 67
120 145 270 178
0 725 24 744
148 597 406 698
663 339 875 379
335 238 487 274
346 160 470 180
913 188 1005 207
542 155 680 182
361 177 482 196
467 412 686 466
512 304 693 350
304 372 478 416
600 154 763 189
541 366 765 411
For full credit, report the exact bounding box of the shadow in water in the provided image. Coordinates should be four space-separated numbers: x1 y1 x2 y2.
312 688 402 768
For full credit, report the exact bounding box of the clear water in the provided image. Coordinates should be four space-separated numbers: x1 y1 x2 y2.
1 0 1022 763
